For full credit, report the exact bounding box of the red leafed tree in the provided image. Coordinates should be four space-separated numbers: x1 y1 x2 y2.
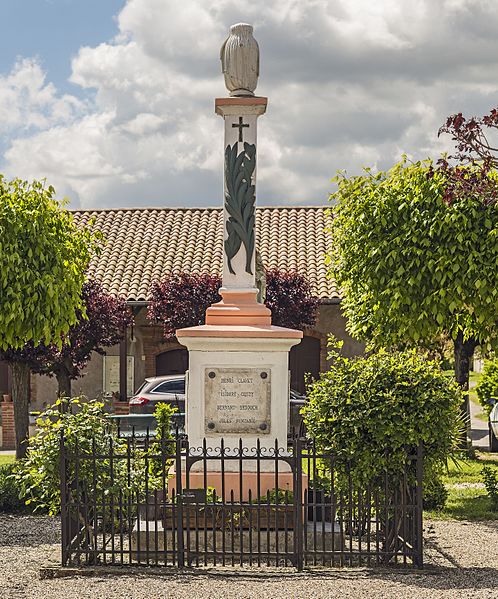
436 107 498 391
436 107 498 207
147 273 222 338
264 268 319 330
2 281 133 400
148 270 318 336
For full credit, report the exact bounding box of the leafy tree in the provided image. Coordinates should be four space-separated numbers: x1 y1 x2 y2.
438 107 498 168
264 268 319 330
148 269 318 337
328 158 498 424
0 177 95 458
38 280 132 398
2 281 132 399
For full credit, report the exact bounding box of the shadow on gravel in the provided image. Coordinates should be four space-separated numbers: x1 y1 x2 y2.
40 565 498 593
0 515 59 547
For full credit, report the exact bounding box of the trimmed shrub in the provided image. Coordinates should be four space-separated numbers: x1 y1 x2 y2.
264 269 319 330
482 466 498 510
476 360 498 415
302 348 462 501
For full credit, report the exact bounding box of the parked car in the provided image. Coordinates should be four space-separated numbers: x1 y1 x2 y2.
129 374 307 435
489 401 498 452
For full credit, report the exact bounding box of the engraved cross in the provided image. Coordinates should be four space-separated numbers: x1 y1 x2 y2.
232 116 250 142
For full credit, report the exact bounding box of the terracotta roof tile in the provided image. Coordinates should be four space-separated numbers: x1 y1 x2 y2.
72 207 338 301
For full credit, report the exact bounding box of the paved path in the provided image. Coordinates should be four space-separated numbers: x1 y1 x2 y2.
469 382 489 452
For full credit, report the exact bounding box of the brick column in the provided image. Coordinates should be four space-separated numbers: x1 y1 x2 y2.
1 401 15 450
113 401 129 416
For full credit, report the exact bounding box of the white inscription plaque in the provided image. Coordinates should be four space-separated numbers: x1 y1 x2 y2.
204 367 271 434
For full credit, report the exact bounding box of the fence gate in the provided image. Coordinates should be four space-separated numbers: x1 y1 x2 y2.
60 433 424 570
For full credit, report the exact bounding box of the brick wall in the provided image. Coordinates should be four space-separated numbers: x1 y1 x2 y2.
1 401 15 449
141 325 184 377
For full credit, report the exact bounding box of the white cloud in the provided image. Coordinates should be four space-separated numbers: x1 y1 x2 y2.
0 58 85 134
1 0 498 208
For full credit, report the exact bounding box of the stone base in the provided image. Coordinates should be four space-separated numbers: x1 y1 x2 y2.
167 469 306 502
205 289 272 326
131 518 344 560
175 332 302 453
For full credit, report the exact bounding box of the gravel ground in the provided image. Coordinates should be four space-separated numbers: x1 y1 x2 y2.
0 515 497 599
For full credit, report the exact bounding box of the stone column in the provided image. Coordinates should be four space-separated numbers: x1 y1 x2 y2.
205 97 271 327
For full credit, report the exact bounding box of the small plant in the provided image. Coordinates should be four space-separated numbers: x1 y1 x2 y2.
482 466 498 510
261 488 294 505
146 402 177 489
423 473 449 511
0 464 33 513
14 396 138 514
476 360 498 415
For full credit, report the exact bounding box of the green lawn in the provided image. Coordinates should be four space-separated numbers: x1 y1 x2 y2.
441 454 498 484
0 454 15 466
427 486 498 521
426 454 498 520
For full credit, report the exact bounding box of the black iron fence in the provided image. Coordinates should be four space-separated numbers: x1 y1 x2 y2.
60 432 423 570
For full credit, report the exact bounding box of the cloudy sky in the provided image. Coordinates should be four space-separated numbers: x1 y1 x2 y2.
1 0 497 209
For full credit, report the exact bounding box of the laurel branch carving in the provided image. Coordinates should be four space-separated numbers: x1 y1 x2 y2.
224 141 256 275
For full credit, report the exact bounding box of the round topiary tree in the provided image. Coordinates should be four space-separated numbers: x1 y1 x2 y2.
328 157 498 442
302 347 462 495
0 177 96 457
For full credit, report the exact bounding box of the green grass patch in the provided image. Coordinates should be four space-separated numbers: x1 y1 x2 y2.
0 454 15 466
427 486 498 521
442 455 498 484
426 454 498 520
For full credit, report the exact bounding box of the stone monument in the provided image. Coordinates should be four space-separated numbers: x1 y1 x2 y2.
176 23 302 497
220 23 259 97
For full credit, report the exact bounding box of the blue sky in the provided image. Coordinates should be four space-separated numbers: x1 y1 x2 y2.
0 1 124 93
0 1 497 209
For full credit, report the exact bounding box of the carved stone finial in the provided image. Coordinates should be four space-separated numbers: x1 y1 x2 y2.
220 23 259 97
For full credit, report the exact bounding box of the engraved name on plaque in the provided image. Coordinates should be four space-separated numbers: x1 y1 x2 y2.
204 367 271 434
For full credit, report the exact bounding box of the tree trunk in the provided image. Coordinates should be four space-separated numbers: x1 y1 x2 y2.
10 361 31 460
453 331 477 444
56 370 72 399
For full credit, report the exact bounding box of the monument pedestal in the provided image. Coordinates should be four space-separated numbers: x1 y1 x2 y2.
168 470 299 503
177 326 302 452
175 321 302 502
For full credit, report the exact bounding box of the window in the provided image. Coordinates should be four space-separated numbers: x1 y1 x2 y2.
152 379 185 394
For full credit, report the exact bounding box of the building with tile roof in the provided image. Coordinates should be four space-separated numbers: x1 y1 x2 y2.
71 206 339 302
0 206 364 442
